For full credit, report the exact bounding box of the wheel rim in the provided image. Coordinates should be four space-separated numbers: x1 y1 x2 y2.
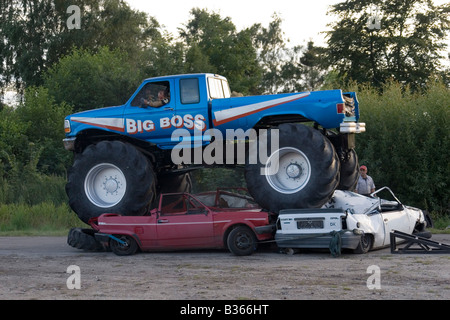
84 163 127 208
265 147 311 194
235 232 252 250
115 236 130 250
361 235 371 250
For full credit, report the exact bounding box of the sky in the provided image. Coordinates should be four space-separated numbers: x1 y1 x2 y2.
126 0 340 47
126 0 450 50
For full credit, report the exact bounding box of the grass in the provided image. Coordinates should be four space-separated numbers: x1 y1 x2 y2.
428 212 450 234
0 202 86 236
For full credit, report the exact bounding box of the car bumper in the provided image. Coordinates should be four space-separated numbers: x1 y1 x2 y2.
275 230 361 250
254 224 276 235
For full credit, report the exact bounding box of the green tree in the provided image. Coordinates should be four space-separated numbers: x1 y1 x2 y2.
251 14 304 94
0 86 72 204
180 8 262 95
355 80 449 213
0 0 158 91
300 41 328 91
43 47 142 112
251 15 329 93
0 107 30 178
142 30 187 77
326 0 450 91
14 86 73 175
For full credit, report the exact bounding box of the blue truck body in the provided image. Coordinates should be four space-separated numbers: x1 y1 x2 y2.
63 73 366 223
64 73 363 151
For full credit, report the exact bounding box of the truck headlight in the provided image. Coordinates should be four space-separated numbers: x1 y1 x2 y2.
64 119 71 133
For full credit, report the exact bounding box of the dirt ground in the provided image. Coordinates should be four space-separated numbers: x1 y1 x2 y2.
0 234 449 301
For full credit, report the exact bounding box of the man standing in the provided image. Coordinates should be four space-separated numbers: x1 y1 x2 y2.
355 165 375 196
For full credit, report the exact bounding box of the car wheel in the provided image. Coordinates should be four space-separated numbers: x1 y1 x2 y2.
110 235 138 256
354 234 373 254
227 226 257 256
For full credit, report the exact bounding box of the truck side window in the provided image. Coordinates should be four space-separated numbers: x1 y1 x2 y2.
131 81 170 108
221 79 231 98
207 77 231 99
208 77 223 99
180 78 200 104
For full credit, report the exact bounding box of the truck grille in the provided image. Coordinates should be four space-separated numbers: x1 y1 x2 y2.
295 218 325 229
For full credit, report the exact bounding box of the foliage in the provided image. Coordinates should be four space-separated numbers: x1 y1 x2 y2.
179 8 262 95
250 14 325 93
15 87 73 174
326 0 450 91
0 0 158 92
0 87 71 205
44 47 142 112
355 80 449 214
142 31 187 77
192 168 246 193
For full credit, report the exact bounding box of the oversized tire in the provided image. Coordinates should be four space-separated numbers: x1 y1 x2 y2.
110 235 138 256
245 123 340 213
337 149 359 191
67 228 103 251
66 141 156 223
157 172 193 194
227 226 257 256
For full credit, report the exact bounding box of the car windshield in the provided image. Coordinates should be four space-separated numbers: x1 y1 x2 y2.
196 189 259 209
371 187 403 212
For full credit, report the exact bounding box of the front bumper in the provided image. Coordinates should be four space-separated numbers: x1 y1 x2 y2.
340 122 366 133
275 230 361 250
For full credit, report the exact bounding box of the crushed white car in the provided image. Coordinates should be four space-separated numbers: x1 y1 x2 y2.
275 187 430 254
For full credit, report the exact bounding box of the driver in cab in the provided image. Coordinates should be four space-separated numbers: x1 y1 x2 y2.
140 87 170 108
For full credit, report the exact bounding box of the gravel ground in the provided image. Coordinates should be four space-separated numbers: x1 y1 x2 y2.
0 234 449 301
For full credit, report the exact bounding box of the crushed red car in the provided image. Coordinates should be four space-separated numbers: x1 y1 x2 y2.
85 189 276 256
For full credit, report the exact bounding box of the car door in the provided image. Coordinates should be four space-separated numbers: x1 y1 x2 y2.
174 76 211 144
381 205 412 245
156 194 214 248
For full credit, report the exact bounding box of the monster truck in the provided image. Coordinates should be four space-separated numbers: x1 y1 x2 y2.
63 73 365 223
